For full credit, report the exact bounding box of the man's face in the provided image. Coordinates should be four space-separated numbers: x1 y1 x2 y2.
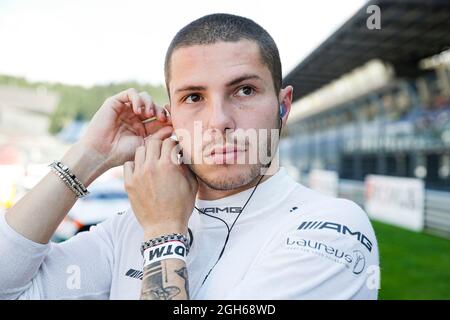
168 40 287 190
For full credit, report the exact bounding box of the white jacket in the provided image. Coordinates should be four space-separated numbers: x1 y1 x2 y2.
0 168 379 299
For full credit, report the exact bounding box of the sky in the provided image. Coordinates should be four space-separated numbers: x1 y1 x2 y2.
0 0 366 87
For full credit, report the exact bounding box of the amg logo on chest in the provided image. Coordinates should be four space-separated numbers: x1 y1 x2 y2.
199 207 243 214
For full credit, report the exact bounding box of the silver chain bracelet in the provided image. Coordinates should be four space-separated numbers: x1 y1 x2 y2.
49 161 90 198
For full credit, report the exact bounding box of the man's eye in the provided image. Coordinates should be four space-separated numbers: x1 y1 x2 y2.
235 86 255 97
185 94 202 103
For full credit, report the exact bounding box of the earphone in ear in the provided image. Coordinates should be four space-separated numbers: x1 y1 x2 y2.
279 103 286 119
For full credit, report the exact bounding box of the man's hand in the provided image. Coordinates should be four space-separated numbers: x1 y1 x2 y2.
4 88 171 244
124 126 197 300
78 88 171 179
123 126 198 239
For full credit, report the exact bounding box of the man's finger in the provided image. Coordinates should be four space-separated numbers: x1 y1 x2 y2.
142 104 169 124
134 146 146 170
139 92 155 118
129 89 145 116
112 88 145 115
155 103 168 123
146 125 174 141
123 161 135 184
145 139 163 162
160 138 178 164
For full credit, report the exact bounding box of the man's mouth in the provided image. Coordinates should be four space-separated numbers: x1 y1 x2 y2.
206 145 247 164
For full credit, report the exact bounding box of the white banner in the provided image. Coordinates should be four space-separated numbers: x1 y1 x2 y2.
364 175 425 231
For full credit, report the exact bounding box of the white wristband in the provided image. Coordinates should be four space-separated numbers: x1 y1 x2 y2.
143 240 187 266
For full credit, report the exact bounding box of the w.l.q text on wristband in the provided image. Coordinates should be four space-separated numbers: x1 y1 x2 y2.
143 240 187 267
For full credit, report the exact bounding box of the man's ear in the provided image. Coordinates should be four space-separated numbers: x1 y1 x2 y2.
278 85 294 120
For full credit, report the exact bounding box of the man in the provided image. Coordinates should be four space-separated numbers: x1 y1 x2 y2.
0 13 379 300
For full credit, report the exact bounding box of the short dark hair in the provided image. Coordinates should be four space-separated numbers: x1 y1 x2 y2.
164 13 282 96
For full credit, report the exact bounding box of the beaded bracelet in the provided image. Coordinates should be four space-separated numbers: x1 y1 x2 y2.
141 233 190 256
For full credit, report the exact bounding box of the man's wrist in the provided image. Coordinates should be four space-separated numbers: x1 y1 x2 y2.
61 142 108 187
144 223 188 241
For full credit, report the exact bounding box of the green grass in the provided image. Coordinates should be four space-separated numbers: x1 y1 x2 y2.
372 220 450 299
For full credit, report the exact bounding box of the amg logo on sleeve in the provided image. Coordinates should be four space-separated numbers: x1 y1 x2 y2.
125 269 143 280
297 221 373 252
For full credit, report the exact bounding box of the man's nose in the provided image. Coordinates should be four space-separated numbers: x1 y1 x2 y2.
207 99 236 132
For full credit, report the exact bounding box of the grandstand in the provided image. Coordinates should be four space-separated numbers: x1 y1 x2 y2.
281 0 450 237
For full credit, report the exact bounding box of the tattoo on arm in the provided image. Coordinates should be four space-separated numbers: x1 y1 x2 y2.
140 260 189 300
175 266 190 297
